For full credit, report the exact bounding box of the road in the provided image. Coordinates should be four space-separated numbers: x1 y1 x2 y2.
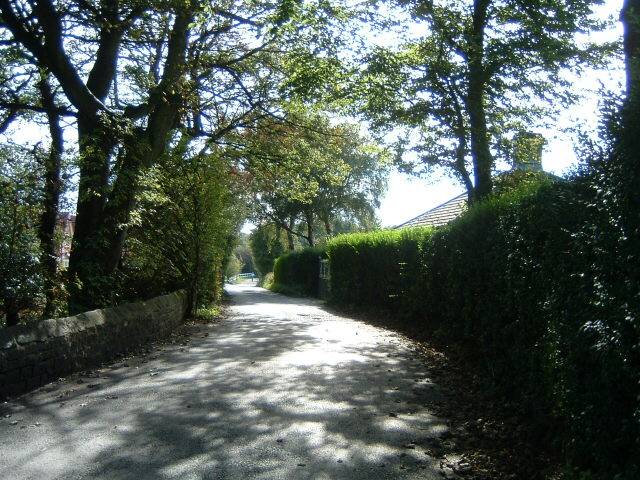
0 285 457 480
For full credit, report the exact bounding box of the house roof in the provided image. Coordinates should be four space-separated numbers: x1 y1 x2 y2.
395 192 468 229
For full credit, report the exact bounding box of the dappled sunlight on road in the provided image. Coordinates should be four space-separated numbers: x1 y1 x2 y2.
0 284 451 480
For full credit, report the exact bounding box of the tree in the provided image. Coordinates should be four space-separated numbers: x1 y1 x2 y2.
224 253 242 279
0 146 43 326
36 71 64 318
311 126 388 236
0 0 348 312
596 0 640 293
622 0 640 97
242 110 388 246
120 139 248 313
0 35 66 318
360 0 613 201
605 0 640 240
233 235 255 274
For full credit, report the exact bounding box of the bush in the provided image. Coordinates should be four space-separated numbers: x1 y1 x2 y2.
119 150 246 313
326 177 639 479
260 272 274 289
271 247 324 296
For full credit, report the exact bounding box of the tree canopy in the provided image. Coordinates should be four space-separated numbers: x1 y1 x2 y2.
0 0 351 311
239 109 389 247
357 0 615 200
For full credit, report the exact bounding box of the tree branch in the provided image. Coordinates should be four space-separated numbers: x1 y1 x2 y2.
0 108 18 133
0 0 110 119
0 99 76 116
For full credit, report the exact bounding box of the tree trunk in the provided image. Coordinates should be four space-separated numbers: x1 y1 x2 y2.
37 72 63 319
323 216 332 236
286 216 295 250
453 108 474 202
614 0 640 242
466 0 493 202
67 119 115 313
101 142 147 275
466 82 493 201
443 77 474 201
64 5 123 313
305 210 315 247
4 298 19 327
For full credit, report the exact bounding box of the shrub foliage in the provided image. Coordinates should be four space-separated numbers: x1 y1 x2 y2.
118 149 246 313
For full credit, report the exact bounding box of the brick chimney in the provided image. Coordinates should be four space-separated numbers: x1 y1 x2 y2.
513 132 545 172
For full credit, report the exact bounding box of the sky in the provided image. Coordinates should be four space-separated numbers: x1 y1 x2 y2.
376 0 625 228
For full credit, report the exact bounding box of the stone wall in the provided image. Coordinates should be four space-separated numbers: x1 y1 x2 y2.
0 290 188 398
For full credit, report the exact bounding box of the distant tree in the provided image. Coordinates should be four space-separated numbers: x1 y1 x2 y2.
249 224 286 277
243 110 388 246
225 254 242 279
234 234 256 274
311 127 388 236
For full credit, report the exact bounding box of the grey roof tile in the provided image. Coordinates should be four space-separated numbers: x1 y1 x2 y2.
396 192 468 228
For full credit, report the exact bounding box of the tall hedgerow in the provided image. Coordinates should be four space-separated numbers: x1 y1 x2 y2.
326 177 639 478
272 247 324 296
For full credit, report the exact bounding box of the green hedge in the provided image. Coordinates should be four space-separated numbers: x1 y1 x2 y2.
271 247 324 297
327 178 639 479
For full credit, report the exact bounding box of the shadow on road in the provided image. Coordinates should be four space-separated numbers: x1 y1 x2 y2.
0 285 451 480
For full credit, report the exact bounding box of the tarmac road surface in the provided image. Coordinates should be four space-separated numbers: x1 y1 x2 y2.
0 284 456 480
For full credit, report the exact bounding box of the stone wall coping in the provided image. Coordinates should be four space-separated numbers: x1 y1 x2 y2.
0 290 186 350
